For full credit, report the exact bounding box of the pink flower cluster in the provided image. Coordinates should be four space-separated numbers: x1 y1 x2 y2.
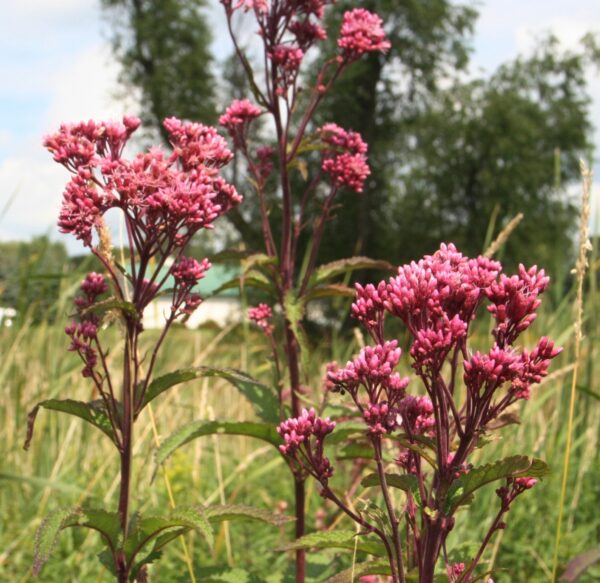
486 264 550 346
45 116 241 251
172 257 211 286
399 395 435 437
44 116 140 171
327 341 409 434
340 243 560 463
319 123 370 192
248 303 273 334
219 99 262 148
269 45 305 91
496 476 538 512
277 408 336 482
338 9 391 61
448 563 465 583
65 273 108 378
348 244 560 410
170 257 211 317
289 19 327 49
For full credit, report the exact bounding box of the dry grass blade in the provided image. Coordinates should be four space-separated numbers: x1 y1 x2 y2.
551 160 593 582
483 212 524 258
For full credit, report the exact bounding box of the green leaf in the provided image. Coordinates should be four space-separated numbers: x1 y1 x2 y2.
33 507 81 576
211 271 274 296
325 559 392 582
361 472 422 506
81 297 138 319
33 507 121 576
240 253 277 272
325 423 366 445
312 256 394 286
304 284 356 302
397 434 438 469
124 507 214 563
337 442 374 460
140 367 279 423
283 289 305 338
445 456 549 514
98 549 118 576
156 421 281 467
129 550 162 581
283 289 311 375
278 530 386 557
24 399 117 450
204 504 293 527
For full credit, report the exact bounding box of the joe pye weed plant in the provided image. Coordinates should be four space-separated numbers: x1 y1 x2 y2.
23 0 565 581
279 244 560 582
25 116 290 582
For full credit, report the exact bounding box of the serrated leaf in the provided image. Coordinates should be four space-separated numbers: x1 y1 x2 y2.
140 367 279 423
325 559 392 582
283 290 305 335
204 504 293 527
337 442 374 460
277 529 386 557
124 508 213 563
445 455 549 514
156 421 281 467
397 435 438 468
361 472 422 506
81 297 138 319
33 507 81 576
98 549 118 576
24 399 117 450
304 284 355 302
211 274 273 296
240 253 277 272
325 423 366 445
33 507 121 576
312 257 394 286
283 289 311 375
129 550 162 581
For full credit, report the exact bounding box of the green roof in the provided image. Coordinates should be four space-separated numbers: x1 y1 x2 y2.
128 262 240 298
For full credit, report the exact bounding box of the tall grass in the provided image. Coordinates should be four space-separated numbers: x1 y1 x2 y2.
1 230 598 581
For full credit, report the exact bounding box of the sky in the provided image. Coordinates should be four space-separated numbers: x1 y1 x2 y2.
0 0 598 252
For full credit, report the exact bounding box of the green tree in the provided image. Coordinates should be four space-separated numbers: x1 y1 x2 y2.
101 0 217 138
378 35 597 277
315 0 478 261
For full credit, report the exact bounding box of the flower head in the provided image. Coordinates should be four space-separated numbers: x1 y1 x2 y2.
277 408 335 482
338 9 391 61
219 99 262 148
248 303 273 334
319 123 370 192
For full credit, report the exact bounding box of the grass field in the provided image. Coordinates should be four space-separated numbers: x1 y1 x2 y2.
0 240 598 582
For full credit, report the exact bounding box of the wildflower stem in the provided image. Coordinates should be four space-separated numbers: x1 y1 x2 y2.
374 438 406 583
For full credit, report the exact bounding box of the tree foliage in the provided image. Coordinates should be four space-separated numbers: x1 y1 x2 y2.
102 0 598 279
378 35 597 276
101 0 217 137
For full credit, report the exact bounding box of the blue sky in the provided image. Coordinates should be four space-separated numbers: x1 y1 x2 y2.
0 0 598 251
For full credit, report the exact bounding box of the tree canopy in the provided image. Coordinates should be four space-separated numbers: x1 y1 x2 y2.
102 0 598 278
102 0 217 137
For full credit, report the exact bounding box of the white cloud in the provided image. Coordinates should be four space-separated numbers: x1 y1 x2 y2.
43 43 137 131
0 38 139 246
